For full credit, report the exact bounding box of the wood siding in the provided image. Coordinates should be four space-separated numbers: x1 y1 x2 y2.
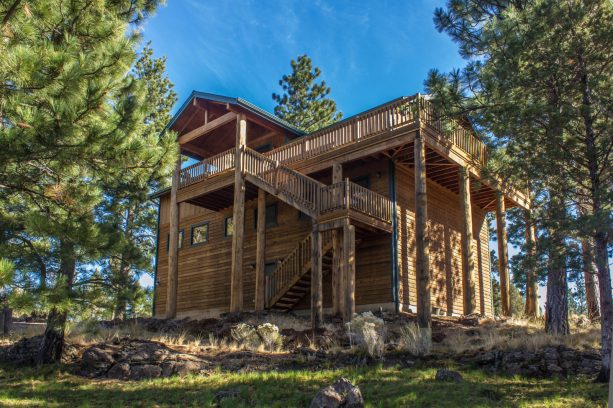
154 158 493 318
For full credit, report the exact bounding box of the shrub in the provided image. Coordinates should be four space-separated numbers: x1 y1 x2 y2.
230 323 259 348
398 322 431 356
256 323 283 352
346 311 386 359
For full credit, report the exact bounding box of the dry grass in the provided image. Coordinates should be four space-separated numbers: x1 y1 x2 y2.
437 315 601 355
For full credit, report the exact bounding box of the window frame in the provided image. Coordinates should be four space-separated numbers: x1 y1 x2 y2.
166 229 185 252
190 221 209 246
224 216 234 238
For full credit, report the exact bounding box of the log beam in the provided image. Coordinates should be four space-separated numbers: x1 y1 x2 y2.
459 167 476 315
230 114 247 312
414 129 431 331
254 188 266 311
331 162 343 316
311 224 323 329
342 222 356 321
179 111 237 145
496 192 511 316
166 154 181 318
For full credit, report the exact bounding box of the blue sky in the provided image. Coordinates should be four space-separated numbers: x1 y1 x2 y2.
141 0 464 117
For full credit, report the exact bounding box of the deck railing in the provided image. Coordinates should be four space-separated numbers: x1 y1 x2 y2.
264 95 487 166
242 147 322 216
265 229 333 308
320 180 394 224
179 148 235 188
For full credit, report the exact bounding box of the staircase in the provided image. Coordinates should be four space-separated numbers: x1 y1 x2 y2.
265 230 334 311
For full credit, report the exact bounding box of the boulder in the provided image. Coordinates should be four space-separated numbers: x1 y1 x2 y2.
310 378 364 408
107 362 131 380
80 347 114 377
130 364 162 380
435 368 463 382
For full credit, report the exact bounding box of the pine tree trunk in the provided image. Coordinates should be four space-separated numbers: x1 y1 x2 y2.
38 240 75 364
544 200 569 336
578 59 611 382
581 239 600 321
523 209 539 317
114 206 134 320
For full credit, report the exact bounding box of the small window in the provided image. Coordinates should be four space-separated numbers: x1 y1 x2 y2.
253 203 278 228
224 216 234 237
265 261 278 276
254 143 273 153
166 229 184 252
191 222 209 245
352 175 370 189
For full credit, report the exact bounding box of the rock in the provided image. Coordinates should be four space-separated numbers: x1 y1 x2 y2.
214 388 241 404
130 364 162 380
107 363 131 380
435 368 463 382
174 361 202 377
80 347 114 377
310 378 364 408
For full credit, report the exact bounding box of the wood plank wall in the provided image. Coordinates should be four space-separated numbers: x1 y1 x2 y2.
395 164 492 316
154 159 493 318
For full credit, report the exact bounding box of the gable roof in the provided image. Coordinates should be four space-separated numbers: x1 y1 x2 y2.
166 91 305 136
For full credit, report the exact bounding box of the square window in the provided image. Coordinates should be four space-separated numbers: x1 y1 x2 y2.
224 216 234 237
166 229 184 252
253 204 278 228
191 222 209 245
264 261 278 276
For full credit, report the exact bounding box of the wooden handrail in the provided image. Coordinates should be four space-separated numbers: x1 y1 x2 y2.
265 230 333 308
263 95 487 167
179 148 235 188
320 180 393 223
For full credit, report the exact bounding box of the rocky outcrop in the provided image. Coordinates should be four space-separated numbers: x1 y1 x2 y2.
435 368 463 382
310 378 364 408
76 339 208 380
461 346 601 378
0 335 79 365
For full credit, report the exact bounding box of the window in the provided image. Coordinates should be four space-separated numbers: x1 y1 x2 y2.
298 210 308 221
352 175 370 189
264 261 278 276
253 203 278 228
224 216 234 237
166 229 184 252
191 222 209 245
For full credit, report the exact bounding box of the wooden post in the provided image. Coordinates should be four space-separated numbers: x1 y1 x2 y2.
524 209 539 318
342 222 356 321
331 162 343 316
254 188 266 311
166 154 181 319
459 167 476 315
496 192 511 317
414 129 431 331
311 224 323 329
230 114 247 313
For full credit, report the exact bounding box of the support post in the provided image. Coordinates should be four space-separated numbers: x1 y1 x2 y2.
524 209 539 317
166 153 181 319
459 166 476 315
331 162 343 316
414 129 431 331
496 192 511 316
311 224 323 329
342 222 356 321
230 114 247 312
255 188 266 311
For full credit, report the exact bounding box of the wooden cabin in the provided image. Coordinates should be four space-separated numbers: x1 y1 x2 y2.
152 92 529 324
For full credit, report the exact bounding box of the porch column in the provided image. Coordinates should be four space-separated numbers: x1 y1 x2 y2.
254 188 266 311
331 162 343 316
166 153 181 319
496 192 511 316
459 167 476 315
414 130 431 330
342 222 356 321
230 114 247 312
524 209 539 317
311 224 323 328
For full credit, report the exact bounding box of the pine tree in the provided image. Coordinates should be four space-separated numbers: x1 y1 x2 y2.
427 0 612 381
0 0 176 363
272 55 342 133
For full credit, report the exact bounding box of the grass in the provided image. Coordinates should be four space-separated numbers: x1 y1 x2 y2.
0 363 607 407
